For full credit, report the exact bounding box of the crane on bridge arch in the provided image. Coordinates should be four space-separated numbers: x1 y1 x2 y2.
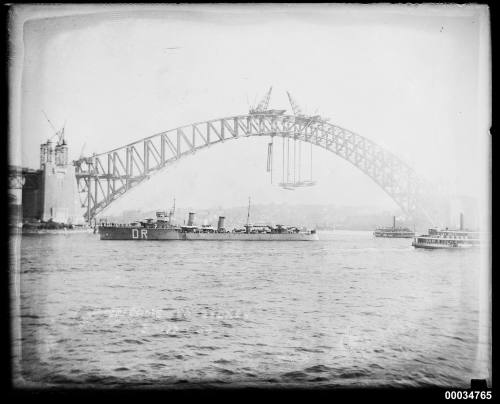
74 90 437 224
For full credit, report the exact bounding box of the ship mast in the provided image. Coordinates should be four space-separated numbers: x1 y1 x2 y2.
246 197 251 227
169 197 176 224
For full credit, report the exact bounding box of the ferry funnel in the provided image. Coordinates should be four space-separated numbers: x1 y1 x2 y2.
187 212 195 226
217 216 225 231
460 212 464 230
393 216 396 229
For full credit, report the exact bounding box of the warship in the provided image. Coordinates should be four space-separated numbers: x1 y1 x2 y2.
98 200 318 241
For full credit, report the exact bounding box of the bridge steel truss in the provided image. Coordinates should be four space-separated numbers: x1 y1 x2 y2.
74 113 432 222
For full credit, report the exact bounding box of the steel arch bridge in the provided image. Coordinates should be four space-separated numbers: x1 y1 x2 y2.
74 112 435 223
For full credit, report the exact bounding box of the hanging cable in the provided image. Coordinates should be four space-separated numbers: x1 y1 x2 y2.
267 141 273 185
282 136 285 184
293 136 296 184
298 139 301 183
310 142 313 181
270 137 273 184
266 141 272 172
287 136 290 183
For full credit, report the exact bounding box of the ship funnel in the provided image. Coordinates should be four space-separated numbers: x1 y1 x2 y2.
393 216 396 229
459 212 464 230
217 216 225 231
187 212 195 226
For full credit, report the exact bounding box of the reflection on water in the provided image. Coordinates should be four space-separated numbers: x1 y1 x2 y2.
12 231 490 387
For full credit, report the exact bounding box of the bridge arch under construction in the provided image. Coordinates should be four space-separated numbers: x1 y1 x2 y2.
74 112 436 223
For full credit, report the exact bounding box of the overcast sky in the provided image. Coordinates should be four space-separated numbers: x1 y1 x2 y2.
9 4 490 215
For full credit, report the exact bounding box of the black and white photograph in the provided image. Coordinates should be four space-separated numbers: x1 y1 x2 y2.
7 3 491 393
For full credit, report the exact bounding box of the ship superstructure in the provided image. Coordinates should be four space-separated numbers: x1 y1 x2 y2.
98 202 318 241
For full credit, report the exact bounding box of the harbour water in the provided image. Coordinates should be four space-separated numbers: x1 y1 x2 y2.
12 230 490 388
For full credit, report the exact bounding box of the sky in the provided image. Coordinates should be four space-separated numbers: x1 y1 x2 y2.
9 4 490 215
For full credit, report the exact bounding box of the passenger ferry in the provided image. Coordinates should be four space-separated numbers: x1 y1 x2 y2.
412 214 482 249
373 216 414 238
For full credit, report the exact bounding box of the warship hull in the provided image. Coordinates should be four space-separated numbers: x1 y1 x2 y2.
99 226 319 241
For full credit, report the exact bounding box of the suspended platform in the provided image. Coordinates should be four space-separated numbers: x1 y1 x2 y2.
278 180 316 190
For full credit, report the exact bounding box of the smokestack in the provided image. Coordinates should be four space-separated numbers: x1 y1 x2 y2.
187 212 195 226
393 216 396 229
460 212 464 230
217 216 225 231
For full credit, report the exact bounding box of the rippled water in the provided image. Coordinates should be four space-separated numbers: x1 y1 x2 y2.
12 231 491 388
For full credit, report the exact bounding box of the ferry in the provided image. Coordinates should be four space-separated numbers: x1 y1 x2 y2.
412 214 481 249
374 216 414 238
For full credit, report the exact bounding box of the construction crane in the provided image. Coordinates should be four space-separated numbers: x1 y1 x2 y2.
42 110 66 145
286 93 329 122
79 142 87 159
250 86 286 115
257 86 272 111
249 87 272 114
286 91 304 117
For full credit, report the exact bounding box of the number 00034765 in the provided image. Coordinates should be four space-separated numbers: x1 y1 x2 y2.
445 391 491 400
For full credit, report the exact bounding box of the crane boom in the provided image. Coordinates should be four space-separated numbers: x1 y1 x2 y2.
42 110 65 143
79 142 87 159
255 86 272 112
286 91 303 116
42 110 57 132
